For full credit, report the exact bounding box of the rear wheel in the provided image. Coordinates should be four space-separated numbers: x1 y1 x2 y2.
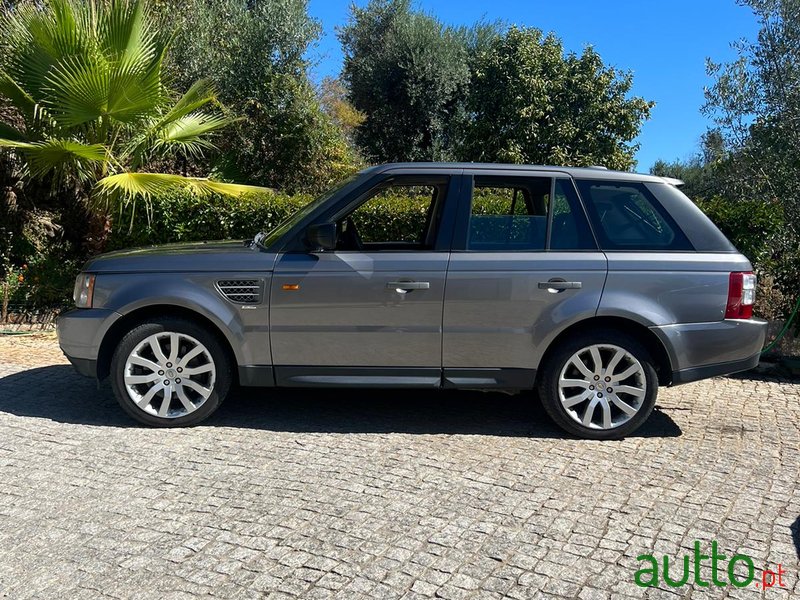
537 330 658 440
110 317 232 427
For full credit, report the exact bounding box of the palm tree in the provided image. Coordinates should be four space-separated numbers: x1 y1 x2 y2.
0 0 266 213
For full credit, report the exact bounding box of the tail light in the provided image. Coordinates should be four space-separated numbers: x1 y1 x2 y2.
725 272 756 319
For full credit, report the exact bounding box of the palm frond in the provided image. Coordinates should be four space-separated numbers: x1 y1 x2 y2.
95 172 270 203
157 79 220 127
0 122 26 142
99 0 151 57
43 54 109 127
0 0 94 104
0 137 107 181
152 112 235 156
0 70 36 119
2 0 167 129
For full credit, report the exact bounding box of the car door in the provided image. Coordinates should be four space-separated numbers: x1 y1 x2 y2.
442 171 608 388
269 173 458 387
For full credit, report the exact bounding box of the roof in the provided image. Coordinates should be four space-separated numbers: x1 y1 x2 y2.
361 162 671 184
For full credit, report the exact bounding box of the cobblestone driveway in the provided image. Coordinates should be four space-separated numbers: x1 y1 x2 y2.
1 334 799 599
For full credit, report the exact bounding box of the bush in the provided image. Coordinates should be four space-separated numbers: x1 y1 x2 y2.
108 187 521 251
694 196 784 265
107 188 448 250
695 196 792 321
107 191 312 250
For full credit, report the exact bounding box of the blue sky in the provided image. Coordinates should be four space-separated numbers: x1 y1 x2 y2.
306 0 759 171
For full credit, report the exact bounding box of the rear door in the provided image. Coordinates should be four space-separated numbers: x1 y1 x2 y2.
442 171 607 388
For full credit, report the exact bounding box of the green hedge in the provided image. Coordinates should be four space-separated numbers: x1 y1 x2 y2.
108 189 517 250
694 196 784 265
107 191 311 250
111 191 786 263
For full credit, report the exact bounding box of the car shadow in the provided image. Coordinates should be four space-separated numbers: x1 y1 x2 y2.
0 365 682 439
792 516 800 561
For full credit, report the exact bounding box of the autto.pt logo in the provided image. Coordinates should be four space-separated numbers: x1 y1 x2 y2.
635 541 789 589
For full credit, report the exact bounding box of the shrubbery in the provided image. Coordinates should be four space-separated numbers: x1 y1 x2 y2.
695 196 791 321
107 192 311 250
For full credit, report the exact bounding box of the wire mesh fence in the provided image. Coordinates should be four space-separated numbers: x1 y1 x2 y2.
0 302 68 331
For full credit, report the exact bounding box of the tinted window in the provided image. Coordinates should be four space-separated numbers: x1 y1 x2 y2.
466 176 597 251
549 179 597 250
575 179 693 251
468 177 550 251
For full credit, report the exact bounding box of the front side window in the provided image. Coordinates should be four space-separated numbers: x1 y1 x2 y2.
575 179 692 251
336 180 446 251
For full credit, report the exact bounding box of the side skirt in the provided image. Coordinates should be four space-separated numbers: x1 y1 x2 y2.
442 368 536 390
239 365 537 390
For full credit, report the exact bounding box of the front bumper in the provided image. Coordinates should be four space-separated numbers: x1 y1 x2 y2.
57 307 121 379
651 318 768 385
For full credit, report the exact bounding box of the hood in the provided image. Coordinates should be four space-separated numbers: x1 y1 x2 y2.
83 240 277 273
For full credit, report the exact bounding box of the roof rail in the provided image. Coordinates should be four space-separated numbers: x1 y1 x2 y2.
661 177 685 187
587 165 608 170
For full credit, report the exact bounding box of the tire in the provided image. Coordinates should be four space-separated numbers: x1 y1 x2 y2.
537 329 658 440
110 317 232 427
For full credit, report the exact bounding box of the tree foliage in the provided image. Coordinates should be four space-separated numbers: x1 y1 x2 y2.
703 0 800 219
157 0 360 193
339 0 471 162
340 1 653 169
700 0 800 317
460 27 653 169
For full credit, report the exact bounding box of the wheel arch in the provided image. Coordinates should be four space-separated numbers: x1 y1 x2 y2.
96 304 239 382
536 316 674 386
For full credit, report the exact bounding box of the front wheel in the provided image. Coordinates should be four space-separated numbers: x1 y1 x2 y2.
110 317 232 427
537 330 658 440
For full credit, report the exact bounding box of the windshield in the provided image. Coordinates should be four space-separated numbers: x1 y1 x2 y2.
254 174 360 249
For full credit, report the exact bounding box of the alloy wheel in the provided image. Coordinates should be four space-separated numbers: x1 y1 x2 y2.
557 343 647 430
123 331 216 419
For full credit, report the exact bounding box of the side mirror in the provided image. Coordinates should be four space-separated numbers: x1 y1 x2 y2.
307 222 337 251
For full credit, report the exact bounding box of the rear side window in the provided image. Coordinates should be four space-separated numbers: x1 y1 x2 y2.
466 176 596 251
575 180 693 251
549 179 597 250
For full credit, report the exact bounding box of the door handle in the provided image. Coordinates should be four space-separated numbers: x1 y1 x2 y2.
538 280 582 292
387 281 430 293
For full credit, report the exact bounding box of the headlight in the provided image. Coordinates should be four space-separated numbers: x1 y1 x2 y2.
73 273 96 308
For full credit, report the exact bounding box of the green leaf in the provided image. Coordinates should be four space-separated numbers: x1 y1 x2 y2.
0 122 26 142
152 112 234 156
0 137 107 181
157 79 220 127
43 54 109 127
0 71 36 118
96 172 270 201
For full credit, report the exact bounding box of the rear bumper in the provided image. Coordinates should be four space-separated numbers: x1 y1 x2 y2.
671 352 760 385
651 318 767 385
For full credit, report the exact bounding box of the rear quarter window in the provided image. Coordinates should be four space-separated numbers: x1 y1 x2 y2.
575 179 693 251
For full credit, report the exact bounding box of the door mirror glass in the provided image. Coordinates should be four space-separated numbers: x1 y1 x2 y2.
307 222 337 250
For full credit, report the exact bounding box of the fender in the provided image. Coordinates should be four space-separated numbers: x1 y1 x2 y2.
93 272 272 366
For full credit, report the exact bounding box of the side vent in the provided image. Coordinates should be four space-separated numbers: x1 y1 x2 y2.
216 279 261 304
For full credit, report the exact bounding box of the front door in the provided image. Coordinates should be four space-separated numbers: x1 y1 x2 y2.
269 175 456 387
442 172 608 388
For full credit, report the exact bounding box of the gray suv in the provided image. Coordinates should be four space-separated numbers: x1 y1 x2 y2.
58 163 767 439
